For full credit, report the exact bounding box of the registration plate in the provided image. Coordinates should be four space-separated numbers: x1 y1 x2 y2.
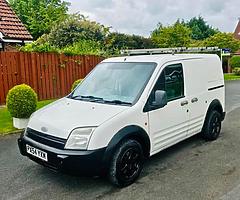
26 144 48 162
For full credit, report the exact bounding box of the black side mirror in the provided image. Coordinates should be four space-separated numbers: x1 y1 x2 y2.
151 90 167 108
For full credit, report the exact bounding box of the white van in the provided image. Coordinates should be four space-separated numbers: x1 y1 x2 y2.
18 50 225 187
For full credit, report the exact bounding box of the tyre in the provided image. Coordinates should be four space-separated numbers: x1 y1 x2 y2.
201 110 222 141
108 139 144 187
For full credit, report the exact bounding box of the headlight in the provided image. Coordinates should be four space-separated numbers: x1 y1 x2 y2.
64 127 95 150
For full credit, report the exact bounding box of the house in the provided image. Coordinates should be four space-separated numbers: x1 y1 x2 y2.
233 18 240 40
222 18 240 73
233 18 240 56
0 0 33 51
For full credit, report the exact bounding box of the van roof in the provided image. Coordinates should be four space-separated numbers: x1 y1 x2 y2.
102 54 219 65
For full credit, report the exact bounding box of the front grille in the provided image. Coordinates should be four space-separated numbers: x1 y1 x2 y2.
26 128 67 149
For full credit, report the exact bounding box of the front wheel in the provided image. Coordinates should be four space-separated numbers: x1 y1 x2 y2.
108 139 144 187
201 110 222 141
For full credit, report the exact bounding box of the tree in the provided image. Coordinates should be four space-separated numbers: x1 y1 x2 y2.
105 32 155 54
47 14 110 48
230 56 240 69
151 21 192 48
9 0 70 39
203 33 240 52
185 16 219 40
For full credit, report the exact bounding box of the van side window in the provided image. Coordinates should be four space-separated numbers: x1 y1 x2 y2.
153 64 184 101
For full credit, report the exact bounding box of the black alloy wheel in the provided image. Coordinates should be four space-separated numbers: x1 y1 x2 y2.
117 147 141 180
109 139 144 187
202 110 222 141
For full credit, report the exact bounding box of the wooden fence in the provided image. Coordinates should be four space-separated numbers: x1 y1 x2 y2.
0 52 103 105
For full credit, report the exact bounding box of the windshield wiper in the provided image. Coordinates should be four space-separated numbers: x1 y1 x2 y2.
103 100 132 105
71 95 103 101
70 95 131 105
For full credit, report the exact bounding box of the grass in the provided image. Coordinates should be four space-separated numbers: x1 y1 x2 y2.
0 99 56 135
224 73 240 81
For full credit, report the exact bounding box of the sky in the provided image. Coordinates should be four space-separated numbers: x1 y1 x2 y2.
68 0 240 37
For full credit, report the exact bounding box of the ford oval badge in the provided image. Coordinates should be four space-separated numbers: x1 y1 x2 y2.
41 127 48 132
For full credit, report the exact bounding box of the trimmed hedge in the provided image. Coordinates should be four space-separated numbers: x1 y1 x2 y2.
6 84 38 118
71 79 82 91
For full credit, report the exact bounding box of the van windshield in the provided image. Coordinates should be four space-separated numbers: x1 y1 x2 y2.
70 62 157 105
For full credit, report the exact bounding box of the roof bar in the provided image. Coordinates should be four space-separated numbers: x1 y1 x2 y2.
120 47 220 56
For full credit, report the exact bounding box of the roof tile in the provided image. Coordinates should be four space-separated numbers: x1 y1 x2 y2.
0 0 33 40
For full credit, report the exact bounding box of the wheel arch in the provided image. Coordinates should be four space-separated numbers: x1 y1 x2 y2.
202 99 225 133
200 99 224 140
103 125 151 167
206 99 224 120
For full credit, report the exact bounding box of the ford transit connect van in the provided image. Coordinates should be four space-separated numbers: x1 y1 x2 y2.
18 50 225 187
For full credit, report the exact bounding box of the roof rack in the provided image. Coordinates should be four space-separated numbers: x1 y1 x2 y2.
120 47 221 56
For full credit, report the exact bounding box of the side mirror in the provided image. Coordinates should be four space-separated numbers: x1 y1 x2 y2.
151 90 167 108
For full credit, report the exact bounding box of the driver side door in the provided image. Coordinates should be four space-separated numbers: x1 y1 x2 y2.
147 63 190 155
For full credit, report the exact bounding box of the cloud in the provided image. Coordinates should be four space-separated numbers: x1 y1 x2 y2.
68 0 240 36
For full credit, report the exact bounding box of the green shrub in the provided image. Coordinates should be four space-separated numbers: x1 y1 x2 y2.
63 40 102 56
230 56 240 69
20 42 60 53
6 84 38 118
233 67 240 75
71 79 82 91
20 35 60 53
48 15 109 48
20 40 102 56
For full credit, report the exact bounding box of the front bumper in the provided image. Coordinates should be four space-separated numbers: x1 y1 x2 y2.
18 135 106 176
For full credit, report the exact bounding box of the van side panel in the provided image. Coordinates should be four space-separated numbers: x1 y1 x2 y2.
183 59 208 137
183 55 225 138
206 57 225 90
205 57 225 113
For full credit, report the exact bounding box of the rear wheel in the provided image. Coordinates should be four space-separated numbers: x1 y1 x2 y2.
201 110 222 141
108 139 144 187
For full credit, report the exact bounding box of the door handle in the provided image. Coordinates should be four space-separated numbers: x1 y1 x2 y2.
181 100 188 106
191 97 198 103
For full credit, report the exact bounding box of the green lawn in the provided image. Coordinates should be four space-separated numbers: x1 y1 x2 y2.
0 99 56 135
224 73 240 81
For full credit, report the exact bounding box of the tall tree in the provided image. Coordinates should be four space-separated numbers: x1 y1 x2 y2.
9 0 70 39
185 16 219 40
151 21 192 48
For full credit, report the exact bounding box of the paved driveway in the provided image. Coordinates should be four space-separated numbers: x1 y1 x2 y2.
1 81 240 200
